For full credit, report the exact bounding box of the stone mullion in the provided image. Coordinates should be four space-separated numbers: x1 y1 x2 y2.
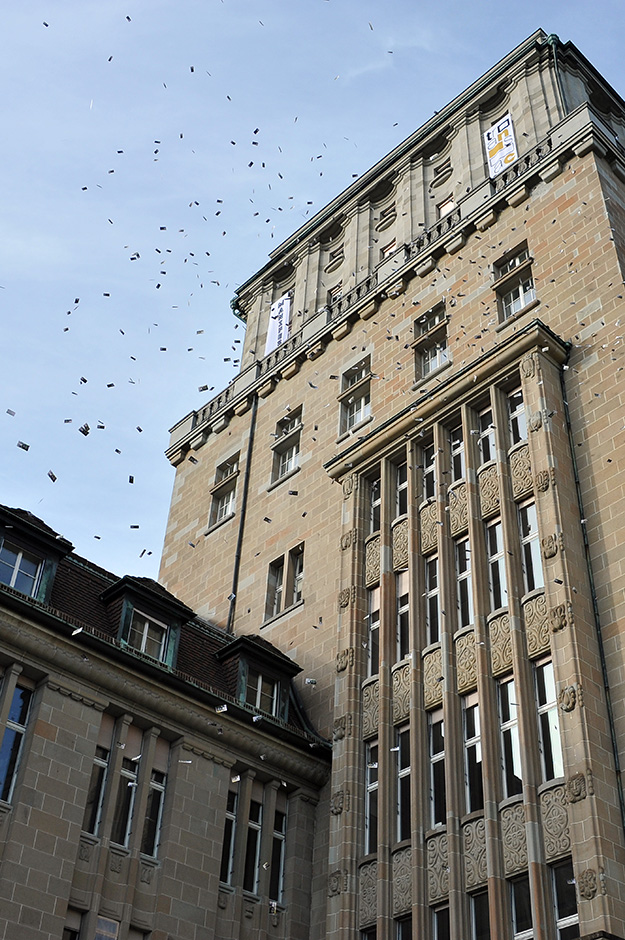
231 770 255 891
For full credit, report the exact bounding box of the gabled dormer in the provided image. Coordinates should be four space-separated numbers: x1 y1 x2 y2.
216 634 302 724
0 505 73 604
100 575 194 668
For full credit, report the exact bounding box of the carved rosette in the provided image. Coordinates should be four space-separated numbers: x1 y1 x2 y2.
336 648 354 672
523 592 550 658
359 861 377 925
392 518 409 570
478 464 500 517
449 481 468 536
423 648 443 708
392 663 411 723
510 444 533 500
502 803 527 875
541 785 570 859
456 631 477 693
520 354 536 378
420 501 438 554
427 833 449 902
392 848 412 914
362 680 379 738
578 868 598 900
489 614 512 676
365 535 381 587
463 818 487 889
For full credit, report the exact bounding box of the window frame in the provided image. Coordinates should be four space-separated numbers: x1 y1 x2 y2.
396 725 411 842
365 741 379 854
140 769 167 857
413 306 449 379
209 454 240 527
507 387 527 446
0 683 33 803
110 756 138 847
367 586 380 677
518 501 544 594
396 570 410 662
450 424 465 482
243 798 263 894
494 247 536 322
535 659 564 782
271 409 302 483
339 358 372 434
422 442 436 502
551 858 579 939
477 406 496 465
463 692 484 813
455 538 474 629
219 788 237 885
127 609 168 662
486 519 508 612
499 677 523 798
0 538 42 597
511 873 533 940
425 555 440 646
269 804 287 902
264 544 304 621
395 461 408 518
82 745 109 835
429 708 446 827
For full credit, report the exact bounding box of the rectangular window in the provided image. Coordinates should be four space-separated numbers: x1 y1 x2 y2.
395 462 408 518
246 669 278 715
433 907 450 940
269 807 287 902
495 248 535 321
486 520 507 611
450 424 465 482
265 558 284 619
456 538 474 629
328 281 343 304
110 757 138 846
396 571 410 662
243 799 262 893
368 587 380 677
472 890 490 940
464 693 484 813
552 859 579 939
425 556 440 645
535 660 564 781
415 306 448 378
512 874 533 940
210 454 239 526
437 196 455 218
380 238 397 260
365 742 379 854
423 442 436 501
94 918 119 940
519 502 543 593
291 546 304 605
429 709 446 827
508 387 527 445
140 770 166 856
396 917 412 940
82 745 109 834
477 406 496 464
0 684 32 802
340 358 371 433
127 611 168 661
396 726 411 841
0 540 41 597
500 679 522 797
370 475 381 533
264 545 304 619
272 409 302 482
219 789 237 884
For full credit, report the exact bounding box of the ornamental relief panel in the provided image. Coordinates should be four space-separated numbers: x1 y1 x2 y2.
449 481 468 536
423 648 443 708
365 535 381 587
392 848 412 915
456 631 477 693
463 817 487 889
329 868 349 897
523 592 550 658
510 443 533 500
502 802 527 875
362 680 379 738
489 614 512 676
427 833 449 902
478 464 500 517
392 518 409 570
392 663 411 723
420 501 438 554
540 785 571 859
359 861 377 926
566 771 588 803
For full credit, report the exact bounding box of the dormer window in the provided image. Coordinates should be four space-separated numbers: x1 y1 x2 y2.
0 539 41 597
245 669 278 715
127 610 168 661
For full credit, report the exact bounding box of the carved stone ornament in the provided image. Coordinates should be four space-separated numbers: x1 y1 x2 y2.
502 802 527 875
550 604 569 633
423 648 443 708
578 868 598 900
523 592 550 658
330 789 350 815
392 518 409 570
520 354 536 378
535 468 555 492
449 481 468 536
365 536 381 587
109 852 124 874
333 713 353 740
328 868 349 898
427 833 449 902
559 685 578 712
340 529 357 551
463 818 487 889
510 443 533 499
78 841 91 862
456 631 477 693
359 862 377 925
541 785 571 859
566 772 588 803
489 613 513 676
478 464 499 518
217 891 228 909
392 848 412 914
542 535 558 559
140 865 154 884
529 411 543 432
362 680 380 738
420 501 438 554
338 587 353 609
336 648 354 672
342 475 355 499
392 663 411 723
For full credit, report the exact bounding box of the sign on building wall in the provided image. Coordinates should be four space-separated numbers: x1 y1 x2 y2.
265 294 291 355
484 113 518 178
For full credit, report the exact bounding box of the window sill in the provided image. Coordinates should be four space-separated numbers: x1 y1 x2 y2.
537 776 565 796
336 413 374 443
204 512 235 536
495 296 540 331
412 358 452 390
267 465 300 493
261 598 304 628
460 809 485 826
498 793 524 812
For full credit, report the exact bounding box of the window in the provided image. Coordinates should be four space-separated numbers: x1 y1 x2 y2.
328 281 343 304
456 538 473 629
0 539 41 597
110 757 138 846
414 306 448 378
433 906 450 940
486 520 507 611
396 571 410 661
266 557 284 619
464 693 484 813
508 387 527 445
423 442 436 501
396 917 412 940
499 678 522 797
512 874 533 940
94 918 119 940
269 806 287 902
380 238 397 260
535 660 564 781
246 669 278 715
519 502 543 593
365 742 378 854
127 610 168 661
210 454 239 526
82 745 109 834
292 547 304 604
264 545 304 619
437 196 455 218
272 409 301 482
425 556 440 645
339 358 371 433
141 770 166 856
477 406 496 464
243 799 262 893
220 789 237 884
471 890 490 940
0 684 32 802
396 726 411 841
495 247 535 321
395 461 408 517
62 930 80 940
551 859 579 939
429 708 446 826
370 475 381 533
367 587 380 677
450 424 465 481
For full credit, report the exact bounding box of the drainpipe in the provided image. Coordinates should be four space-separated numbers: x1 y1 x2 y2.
226 393 259 634
547 33 569 119
560 368 625 840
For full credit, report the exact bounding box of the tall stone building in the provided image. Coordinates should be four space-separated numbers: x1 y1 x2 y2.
159 28 625 940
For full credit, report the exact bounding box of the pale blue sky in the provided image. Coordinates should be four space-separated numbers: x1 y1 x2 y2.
2 0 623 577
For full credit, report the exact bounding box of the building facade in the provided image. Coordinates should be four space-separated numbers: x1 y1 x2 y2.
159 30 625 940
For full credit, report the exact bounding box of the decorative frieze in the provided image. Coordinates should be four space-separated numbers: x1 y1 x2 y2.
359 862 377 925
420 501 438 554
336 648 355 672
362 680 379 738
523 592 550 658
427 833 449 902
423 648 443 708
449 481 468 536
365 536 381 587
502 802 527 875
392 848 412 914
478 464 500 517
392 518 409 570
541 785 570 859
392 663 410 723
463 818 487 889
489 614 512 676
456 631 477 693
510 443 533 499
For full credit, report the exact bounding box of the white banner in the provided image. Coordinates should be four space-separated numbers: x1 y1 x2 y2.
484 113 518 178
265 294 291 355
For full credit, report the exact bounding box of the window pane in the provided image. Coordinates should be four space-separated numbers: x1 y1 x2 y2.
472 891 490 940
0 728 22 801
512 876 532 933
554 860 577 919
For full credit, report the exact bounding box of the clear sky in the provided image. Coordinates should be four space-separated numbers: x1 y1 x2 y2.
2 0 624 579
